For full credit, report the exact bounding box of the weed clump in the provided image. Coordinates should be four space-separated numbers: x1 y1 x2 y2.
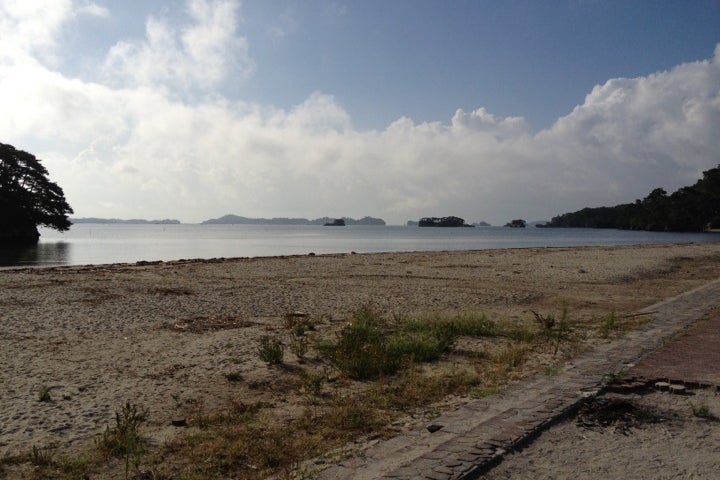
97 402 147 479
532 307 572 355
258 335 284 365
38 385 52 402
317 308 396 379
318 309 514 379
690 402 716 420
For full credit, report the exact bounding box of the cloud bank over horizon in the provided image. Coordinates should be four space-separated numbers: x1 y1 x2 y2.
1 1 719 225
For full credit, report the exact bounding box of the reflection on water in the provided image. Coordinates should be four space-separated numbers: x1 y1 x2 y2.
0 242 71 267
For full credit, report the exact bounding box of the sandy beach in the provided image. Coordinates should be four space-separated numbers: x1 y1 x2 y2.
2 243 720 478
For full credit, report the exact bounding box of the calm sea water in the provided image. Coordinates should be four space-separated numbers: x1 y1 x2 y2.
1 224 719 267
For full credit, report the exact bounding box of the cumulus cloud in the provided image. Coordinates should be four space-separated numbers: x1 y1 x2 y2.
1 0 718 224
102 0 252 91
0 0 73 64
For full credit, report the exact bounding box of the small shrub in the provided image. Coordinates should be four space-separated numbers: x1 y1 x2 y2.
258 335 284 365
97 402 147 479
532 307 572 355
291 323 307 337
532 310 556 339
386 330 448 363
690 402 714 419
38 385 52 402
317 307 396 379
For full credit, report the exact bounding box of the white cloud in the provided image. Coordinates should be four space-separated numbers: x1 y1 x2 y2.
76 3 109 19
101 0 253 91
1 0 718 225
0 0 73 64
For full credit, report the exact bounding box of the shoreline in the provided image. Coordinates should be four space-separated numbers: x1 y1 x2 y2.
2 243 720 476
3 238 720 271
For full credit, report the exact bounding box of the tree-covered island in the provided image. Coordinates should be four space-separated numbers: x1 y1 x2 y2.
418 216 473 227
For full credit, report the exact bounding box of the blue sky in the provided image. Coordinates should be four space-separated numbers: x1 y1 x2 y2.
1 0 719 224
238 0 720 130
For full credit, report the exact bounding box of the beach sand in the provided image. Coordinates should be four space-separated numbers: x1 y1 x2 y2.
1 243 720 477
479 388 720 480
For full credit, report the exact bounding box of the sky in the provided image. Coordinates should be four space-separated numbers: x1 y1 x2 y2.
1 0 719 225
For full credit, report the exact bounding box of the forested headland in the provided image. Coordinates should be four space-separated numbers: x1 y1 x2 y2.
543 166 720 232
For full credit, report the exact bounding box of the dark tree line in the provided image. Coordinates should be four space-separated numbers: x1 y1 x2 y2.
418 216 471 227
545 166 720 232
1 142 73 243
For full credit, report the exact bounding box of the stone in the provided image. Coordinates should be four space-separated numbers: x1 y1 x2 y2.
669 384 686 394
654 381 671 391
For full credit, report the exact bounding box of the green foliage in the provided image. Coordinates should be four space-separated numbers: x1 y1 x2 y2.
545 165 720 231
318 309 526 380
38 385 52 402
97 402 147 479
690 402 715 419
258 335 284 365
401 312 506 339
532 307 572 355
316 308 396 379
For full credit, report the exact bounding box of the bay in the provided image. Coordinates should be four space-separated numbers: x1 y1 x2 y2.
1 223 719 268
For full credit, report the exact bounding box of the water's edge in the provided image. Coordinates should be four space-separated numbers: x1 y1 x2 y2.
2 224 719 268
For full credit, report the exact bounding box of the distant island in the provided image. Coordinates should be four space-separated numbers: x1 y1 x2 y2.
71 218 181 224
323 218 346 226
418 216 473 227
409 219 490 227
202 215 386 226
504 219 527 228
542 165 720 232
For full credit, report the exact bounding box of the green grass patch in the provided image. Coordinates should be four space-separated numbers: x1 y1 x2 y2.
318 309 534 380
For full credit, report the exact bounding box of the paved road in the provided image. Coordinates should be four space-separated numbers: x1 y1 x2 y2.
629 313 720 387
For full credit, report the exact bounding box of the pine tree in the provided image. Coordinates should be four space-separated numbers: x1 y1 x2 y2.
0 142 73 243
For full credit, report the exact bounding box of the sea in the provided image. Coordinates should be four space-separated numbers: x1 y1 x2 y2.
1 223 719 268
